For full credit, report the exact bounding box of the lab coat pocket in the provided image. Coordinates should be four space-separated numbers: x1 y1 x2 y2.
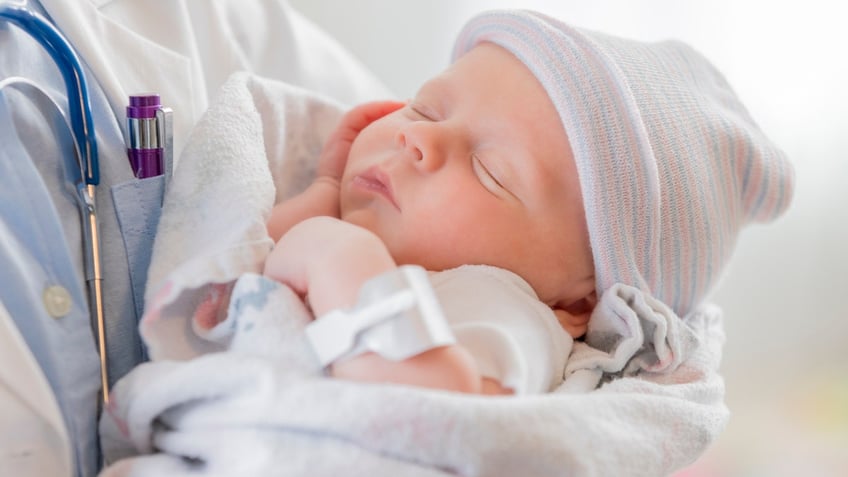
111 175 164 321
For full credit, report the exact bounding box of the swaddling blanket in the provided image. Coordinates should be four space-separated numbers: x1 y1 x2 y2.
99 72 729 476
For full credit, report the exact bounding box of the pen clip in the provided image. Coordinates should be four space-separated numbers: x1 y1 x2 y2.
155 106 173 191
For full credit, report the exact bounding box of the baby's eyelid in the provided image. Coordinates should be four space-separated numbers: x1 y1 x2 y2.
473 154 524 203
472 154 506 190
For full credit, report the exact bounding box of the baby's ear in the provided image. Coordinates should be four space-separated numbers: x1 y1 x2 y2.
552 291 597 338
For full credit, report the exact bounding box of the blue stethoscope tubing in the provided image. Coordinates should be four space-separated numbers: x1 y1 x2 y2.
0 1 98 185
1 1 110 402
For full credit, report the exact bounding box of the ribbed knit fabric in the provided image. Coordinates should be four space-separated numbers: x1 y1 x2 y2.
453 10 795 316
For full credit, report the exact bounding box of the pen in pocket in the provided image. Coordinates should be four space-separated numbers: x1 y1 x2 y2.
126 94 172 181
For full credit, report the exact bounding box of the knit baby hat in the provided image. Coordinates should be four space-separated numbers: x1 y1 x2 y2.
453 10 794 317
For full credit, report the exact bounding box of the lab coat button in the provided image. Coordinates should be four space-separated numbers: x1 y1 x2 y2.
43 285 72 318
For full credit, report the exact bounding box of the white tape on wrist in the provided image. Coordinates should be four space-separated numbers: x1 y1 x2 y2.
305 265 455 367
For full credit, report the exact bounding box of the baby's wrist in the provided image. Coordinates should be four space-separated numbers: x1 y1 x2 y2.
312 176 341 210
313 175 340 189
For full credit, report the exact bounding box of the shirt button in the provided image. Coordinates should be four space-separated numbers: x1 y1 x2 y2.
43 285 72 318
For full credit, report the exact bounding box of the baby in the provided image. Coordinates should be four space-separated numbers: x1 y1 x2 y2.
262 9 794 395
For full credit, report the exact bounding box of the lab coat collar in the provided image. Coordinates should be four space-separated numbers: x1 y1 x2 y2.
39 0 200 156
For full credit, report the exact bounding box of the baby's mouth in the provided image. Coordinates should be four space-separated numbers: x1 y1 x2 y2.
352 166 400 210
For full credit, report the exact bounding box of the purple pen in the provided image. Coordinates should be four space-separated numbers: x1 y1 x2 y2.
126 94 163 178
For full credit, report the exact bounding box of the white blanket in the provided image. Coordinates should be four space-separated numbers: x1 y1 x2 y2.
99 73 729 476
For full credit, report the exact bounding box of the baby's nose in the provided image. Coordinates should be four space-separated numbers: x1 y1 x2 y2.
396 122 455 172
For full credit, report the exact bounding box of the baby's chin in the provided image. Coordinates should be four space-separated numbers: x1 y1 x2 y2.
338 209 397 251
338 208 376 233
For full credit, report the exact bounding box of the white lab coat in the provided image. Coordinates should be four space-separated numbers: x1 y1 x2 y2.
0 1 390 475
0 303 73 476
37 0 392 158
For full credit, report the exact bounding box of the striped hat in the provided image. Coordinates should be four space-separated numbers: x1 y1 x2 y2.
453 10 794 316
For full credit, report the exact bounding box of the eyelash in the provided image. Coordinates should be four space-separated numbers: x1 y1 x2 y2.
409 102 438 121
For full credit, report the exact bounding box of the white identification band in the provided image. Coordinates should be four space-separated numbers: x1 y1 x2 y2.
305 265 456 367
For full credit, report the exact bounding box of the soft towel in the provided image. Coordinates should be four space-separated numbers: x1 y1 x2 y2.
140 72 343 360
99 72 729 476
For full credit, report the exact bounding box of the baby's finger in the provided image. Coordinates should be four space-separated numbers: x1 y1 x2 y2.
338 100 407 138
317 100 406 178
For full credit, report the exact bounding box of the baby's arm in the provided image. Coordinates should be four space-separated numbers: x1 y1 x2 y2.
263 217 507 394
266 178 340 243
267 100 405 242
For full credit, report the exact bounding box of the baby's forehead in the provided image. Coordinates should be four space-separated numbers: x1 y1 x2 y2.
448 51 559 116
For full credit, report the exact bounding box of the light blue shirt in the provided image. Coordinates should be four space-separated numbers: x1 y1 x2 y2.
0 1 162 474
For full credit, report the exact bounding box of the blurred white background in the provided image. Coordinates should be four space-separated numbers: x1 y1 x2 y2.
291 1 847 475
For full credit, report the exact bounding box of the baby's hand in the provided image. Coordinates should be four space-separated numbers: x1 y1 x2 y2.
266 101 404 242
317 100 405 181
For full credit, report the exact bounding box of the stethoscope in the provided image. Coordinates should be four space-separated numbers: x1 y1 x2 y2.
0 0 110 402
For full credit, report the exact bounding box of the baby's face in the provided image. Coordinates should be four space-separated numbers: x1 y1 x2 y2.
340 43 594 310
